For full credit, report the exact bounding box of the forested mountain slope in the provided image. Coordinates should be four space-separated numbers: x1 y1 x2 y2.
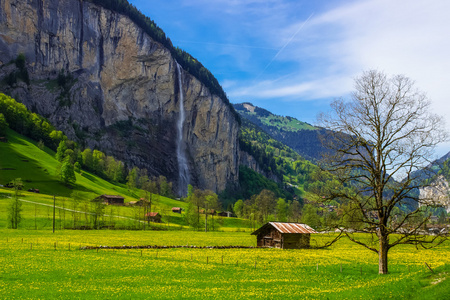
234 102 330 161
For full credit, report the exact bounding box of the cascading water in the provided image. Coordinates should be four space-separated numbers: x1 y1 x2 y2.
176 63 190 197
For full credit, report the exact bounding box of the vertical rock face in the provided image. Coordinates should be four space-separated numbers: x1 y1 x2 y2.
419 175 450 213
0 0 240 193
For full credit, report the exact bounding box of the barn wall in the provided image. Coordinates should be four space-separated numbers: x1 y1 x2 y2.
257 228 282 248
282 234 311 249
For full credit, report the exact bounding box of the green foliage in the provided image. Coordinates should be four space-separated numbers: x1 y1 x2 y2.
60 161 76 186
0 93 60 149
275 198 287 222
237 166 288 201
56 140 68 161
301 204 321 229
233 199 244 218
37 140 45 150
126 167 138 190
74 161 81 173
90 198 106 229
288 200 301 222
0 112 8 135
253 189 277 223
7 178 23 229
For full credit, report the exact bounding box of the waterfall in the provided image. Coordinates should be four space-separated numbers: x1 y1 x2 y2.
176 63 190 196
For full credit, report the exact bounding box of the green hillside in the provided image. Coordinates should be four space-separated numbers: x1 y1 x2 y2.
0 128 185 206
234 102 315 132
236 117 324 203
0 128 255 230
234 102 330 161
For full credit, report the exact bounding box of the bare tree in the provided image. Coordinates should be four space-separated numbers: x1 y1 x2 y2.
318 70 448 274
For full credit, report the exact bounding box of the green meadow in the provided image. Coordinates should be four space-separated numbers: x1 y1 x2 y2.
0 230 448 299
1 112 449 299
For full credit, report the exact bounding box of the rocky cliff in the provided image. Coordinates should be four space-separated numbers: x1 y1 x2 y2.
419 175 450 213
0 0 240 194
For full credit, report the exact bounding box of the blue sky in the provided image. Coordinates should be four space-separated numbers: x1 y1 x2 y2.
128 0 450 156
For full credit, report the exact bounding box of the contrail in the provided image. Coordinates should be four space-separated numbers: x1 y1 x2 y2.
255 13 314 81
174 40 278 50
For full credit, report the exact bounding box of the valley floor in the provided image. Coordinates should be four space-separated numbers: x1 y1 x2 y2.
0 230 448 299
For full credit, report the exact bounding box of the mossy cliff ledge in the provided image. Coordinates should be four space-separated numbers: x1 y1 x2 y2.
0 0 239 193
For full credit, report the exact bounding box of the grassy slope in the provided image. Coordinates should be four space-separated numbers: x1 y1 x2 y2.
0 129 186 214
0 128 133 199
259 113 316 131
0 128 250 230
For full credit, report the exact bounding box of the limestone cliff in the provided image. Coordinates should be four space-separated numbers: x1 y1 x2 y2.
419 175 450 213
0 0 240 194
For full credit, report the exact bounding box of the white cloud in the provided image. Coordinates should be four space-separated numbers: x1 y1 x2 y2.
229 0 450 144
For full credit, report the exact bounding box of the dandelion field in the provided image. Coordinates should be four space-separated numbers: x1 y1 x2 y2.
0 230 449 299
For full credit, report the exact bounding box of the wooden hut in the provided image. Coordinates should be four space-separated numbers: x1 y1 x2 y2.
145 212 162 223
251 222 317 249
172 207 182 214
218 211 234 217
97 195 125 206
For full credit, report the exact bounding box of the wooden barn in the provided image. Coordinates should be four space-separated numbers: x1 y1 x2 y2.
96 195 125 206
145 212 162 223
218 211 234 218
251 222 317 249
172 207 182 214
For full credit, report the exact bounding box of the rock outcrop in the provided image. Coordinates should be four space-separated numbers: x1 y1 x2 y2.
419 175 450 213
0 0 240 194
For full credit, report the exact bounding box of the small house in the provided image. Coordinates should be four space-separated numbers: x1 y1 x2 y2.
145 212 162 223
172 207 182 214
97 195 125 206
251 222 317 249
218 211 234 218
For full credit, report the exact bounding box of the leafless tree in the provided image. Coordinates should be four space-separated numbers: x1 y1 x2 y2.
318 70 448 274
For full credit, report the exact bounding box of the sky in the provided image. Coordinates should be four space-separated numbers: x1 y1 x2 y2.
128 0 450 157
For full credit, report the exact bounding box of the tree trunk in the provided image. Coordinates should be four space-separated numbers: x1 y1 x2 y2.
378 233 389 274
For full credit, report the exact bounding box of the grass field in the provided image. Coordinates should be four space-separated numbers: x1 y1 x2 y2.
0 230 448 299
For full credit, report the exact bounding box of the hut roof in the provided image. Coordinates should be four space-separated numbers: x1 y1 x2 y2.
145 212 160 217
101 195 124 200
251 222 317 235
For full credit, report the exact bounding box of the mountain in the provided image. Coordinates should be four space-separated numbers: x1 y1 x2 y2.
0 0 239 195
234 102 329 161
414 152 450 213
